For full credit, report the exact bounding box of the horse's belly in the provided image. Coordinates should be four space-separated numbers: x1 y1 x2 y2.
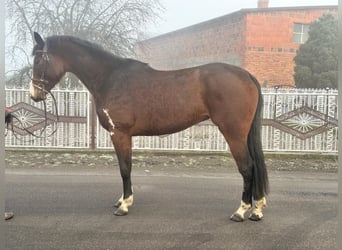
133 111 209 136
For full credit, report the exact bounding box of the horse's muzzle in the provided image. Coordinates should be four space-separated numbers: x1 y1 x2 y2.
30 81 47 102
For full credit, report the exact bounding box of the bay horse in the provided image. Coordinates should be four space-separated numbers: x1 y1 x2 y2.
30 32 269 222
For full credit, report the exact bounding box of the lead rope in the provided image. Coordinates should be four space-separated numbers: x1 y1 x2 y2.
5 91 59 140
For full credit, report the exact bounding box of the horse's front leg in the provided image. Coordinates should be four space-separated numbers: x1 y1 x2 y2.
111 131 133 216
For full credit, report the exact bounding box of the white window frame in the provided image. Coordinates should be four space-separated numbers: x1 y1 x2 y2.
293 23 309 44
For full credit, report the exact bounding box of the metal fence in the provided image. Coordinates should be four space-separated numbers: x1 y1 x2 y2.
5 86 338 153
261 88 337 152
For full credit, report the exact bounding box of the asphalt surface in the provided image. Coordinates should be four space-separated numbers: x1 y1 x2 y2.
4 159 337 250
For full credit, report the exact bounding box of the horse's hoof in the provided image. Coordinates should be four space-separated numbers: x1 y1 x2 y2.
230 213 244 222
249 213 262 221
114 208 128 216
5 212 14 220
114 201 122 208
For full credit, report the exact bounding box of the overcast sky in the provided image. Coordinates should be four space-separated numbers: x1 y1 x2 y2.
5 0 338 72
149 0 338 35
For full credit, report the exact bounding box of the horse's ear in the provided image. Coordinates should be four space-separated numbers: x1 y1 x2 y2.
33 32 45 47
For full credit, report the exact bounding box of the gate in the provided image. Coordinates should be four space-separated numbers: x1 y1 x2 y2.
5 86 338 153
5 87 90 148
262 88 337 152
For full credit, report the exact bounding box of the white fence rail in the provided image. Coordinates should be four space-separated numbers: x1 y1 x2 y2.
5 86 338 153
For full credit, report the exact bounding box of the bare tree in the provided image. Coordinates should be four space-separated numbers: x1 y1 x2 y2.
6 0 163 86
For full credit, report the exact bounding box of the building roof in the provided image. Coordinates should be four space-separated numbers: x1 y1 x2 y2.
241 5 337 13
142 5 338 42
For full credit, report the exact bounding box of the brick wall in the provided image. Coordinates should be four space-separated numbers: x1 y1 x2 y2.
243 7 338 87
136 12 246 70
136 6 337 87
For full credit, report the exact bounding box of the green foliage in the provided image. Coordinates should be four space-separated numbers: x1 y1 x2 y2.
294 14 338 89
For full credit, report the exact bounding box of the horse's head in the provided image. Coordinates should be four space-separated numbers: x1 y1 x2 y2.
30 32 65 102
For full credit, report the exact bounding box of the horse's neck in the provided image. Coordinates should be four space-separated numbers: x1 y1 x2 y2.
60 45 115 95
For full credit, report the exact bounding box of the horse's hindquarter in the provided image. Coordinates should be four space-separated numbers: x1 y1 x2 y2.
201 63 259 98
200 63 260 138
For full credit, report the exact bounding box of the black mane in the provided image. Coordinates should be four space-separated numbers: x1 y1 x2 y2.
39 35 147 67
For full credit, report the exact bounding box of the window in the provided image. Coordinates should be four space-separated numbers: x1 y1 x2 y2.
292 23 309 44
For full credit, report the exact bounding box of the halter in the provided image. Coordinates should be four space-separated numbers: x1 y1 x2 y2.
31 49 50 94
25 48 60 138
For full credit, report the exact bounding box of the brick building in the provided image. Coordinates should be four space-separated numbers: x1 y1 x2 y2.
136 2 337 87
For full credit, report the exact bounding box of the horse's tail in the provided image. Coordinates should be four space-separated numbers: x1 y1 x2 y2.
247 73 269 200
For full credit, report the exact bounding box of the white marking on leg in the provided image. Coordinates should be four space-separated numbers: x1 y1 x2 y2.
250 197 266 219
118 195 123 204
117 187 133 208
118 195 134 213
231 200 252 220
103 108 116 135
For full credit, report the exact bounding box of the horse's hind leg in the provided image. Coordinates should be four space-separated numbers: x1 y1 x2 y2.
110 131 134 216
219 131 254 222
222 135 267 222
230 141 254 222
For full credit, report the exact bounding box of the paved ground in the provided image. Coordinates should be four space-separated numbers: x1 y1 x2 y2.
4 150 338 250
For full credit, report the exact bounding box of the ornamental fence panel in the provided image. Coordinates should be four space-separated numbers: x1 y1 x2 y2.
5 86 90 148
261 88 337 152
5 86 338 153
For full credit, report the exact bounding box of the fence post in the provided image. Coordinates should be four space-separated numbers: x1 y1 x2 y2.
273 86 279 119
90 95 97 149
325 87 330 121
